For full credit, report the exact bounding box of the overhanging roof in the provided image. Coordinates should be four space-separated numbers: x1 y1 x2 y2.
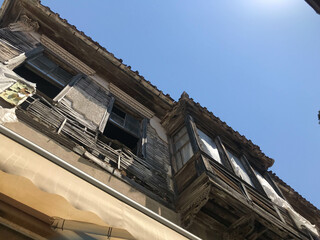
0 0 174 118
306 0 320 14
163 92 275 170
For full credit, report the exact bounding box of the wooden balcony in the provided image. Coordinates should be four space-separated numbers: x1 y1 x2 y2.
175 151 312 240
15 94 174 206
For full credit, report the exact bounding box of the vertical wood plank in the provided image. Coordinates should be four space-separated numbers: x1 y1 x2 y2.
215 136 234 172
185 115 208 175
185 114 200 153
98 96 115 133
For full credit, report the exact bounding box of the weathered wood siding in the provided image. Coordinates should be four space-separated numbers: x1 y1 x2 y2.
0 28 38 62
16 95 174 204
61 76 112 128
146 123 173 192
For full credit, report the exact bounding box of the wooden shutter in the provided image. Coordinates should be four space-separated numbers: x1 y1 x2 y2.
98 96 115 133
59 76 113 131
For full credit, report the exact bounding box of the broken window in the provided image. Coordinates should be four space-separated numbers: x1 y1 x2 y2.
193 126 263 190
196 128 222 164
14 53 75 100
226 149 254 187
172 126 193 170
102 105 142 154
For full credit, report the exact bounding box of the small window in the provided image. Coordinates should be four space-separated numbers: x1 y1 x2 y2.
14 54 75 99
109 106 140 137
226 149 254 187
173 127 193 170
196 128 222 164
103 105 141 154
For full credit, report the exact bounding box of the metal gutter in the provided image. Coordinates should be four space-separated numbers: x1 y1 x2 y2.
0 124 202 240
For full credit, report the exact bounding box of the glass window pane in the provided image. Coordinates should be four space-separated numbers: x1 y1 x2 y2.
174 133 189 151
173 127 187 143
180 142 193 165
48 66 73 87
125 114 140 137
227 150 254 186
110 112 125 126
197 128 222 164
254 170 284 204
28 54 57 74
173 127 193 170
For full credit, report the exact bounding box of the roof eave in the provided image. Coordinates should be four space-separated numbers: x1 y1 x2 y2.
0 0 175 118
305 0 320 14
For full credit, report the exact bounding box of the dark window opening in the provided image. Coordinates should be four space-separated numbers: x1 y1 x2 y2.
112 106 126 119
103 121 139 153
14 54 75 100
109 106 140 137
14 65 61 99
101 104 142 154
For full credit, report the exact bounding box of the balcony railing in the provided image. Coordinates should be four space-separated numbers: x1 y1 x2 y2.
16 94 173 204
204 153 300 233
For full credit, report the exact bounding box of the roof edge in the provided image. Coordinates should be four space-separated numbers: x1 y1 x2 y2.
176 92 275 169
0 0 175 110
305 0 320 14
270 171 320 215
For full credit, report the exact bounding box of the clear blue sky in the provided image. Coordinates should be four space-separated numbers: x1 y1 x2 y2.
7 0 320 208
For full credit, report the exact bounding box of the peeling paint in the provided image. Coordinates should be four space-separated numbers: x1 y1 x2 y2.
150 116 168 144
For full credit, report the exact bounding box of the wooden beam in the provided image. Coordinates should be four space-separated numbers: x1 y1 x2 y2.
195 211 227 232
228 214 255 232
248 226 268 240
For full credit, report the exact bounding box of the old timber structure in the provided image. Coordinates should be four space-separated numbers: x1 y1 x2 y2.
0 0 319 239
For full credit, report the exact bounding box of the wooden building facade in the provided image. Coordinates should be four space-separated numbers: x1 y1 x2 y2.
0 0 319 239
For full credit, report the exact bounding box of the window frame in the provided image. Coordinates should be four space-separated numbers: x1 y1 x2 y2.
99 99 148 158
218 142 269 196
108 105 141 138
225 148 255 187
186 119 269 196
14 49 80 103
26 53 75 88
171 125 194 171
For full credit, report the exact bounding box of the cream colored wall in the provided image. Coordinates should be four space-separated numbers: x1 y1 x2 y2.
149 116 168 143
4 121 179 225
0 132 188 240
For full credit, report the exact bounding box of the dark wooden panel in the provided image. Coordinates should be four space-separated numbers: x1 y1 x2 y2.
247 187 278 218
209 159 243 195
278 207 296 229
174 156 197 194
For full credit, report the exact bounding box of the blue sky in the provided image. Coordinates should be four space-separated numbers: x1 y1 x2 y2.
7 0 320 208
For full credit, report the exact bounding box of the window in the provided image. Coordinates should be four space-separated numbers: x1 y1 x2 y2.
194 126 258 188
226 149 254 187
254 170 286 204
196 128 222 164
14 53 75 99
103 105 141 154
173 127 193 170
